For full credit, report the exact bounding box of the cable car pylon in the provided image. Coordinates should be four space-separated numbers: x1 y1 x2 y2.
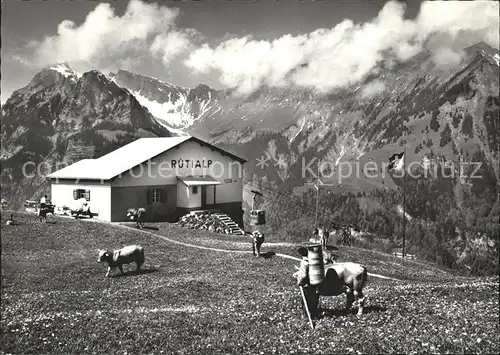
305 161 336 228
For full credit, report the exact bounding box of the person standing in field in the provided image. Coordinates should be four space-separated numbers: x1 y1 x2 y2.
38 195 49 222
40 195 47 209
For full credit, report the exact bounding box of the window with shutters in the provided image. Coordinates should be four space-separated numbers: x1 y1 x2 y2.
73 189 90 201
152 188 163 203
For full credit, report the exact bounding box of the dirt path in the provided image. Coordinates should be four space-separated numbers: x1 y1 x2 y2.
113 222 401 281
58 216 402 281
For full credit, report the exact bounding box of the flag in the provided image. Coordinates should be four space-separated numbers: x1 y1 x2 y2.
388 152 405 171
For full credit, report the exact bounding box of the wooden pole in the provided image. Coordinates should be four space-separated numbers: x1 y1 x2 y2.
403 147 406 259
315 185 320 227
315 162 320 227
299 285 315 330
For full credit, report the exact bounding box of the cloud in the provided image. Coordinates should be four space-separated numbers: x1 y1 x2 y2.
359 80 386 99
185 34 310 94
150 29 200 65
25 0 196 72
431 47 464 69
185 0 499 94
416 0 499 43
11 0 499 95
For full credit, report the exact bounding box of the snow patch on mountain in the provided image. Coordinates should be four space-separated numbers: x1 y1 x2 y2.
49 63 80 79
493 53 499 66
335 145 346 166
155 120 188 136
397 205 412 221
197 96 214 118
290 117 307 143
131 90 196 129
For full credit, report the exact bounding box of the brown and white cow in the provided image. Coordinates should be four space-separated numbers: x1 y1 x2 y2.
97 245 145 277
293 246 368 318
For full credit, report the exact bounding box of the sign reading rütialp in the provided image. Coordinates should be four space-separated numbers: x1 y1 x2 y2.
170 159 213 169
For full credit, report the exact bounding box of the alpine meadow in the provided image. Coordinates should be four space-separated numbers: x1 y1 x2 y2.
1 0 499 354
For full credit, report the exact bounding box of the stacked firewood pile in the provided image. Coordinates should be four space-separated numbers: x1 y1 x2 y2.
176 212 232 234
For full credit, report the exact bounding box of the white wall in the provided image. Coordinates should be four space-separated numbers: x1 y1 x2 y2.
189 185 202 208
177 183 190 208
177 183 206 209
51 181 112 221
111 139 244 205
177 184 216 209
213 162 243 204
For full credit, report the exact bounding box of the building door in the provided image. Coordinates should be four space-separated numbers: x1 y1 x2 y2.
201 186 207 207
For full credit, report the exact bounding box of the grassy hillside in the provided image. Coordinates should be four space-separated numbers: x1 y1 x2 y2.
1 213 498 354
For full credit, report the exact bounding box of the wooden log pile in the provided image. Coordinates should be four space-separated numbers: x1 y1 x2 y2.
176 212 233 234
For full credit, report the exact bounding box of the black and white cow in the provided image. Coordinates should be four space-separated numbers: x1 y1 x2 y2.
247 231 265 257
294 246 368 318
97 245 145 277
253 231 266 257
126 208 146 229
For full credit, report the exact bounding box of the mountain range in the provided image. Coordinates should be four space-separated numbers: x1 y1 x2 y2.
2 42 499 201
110 43 499 198
1 63 171 203
1 43 499 265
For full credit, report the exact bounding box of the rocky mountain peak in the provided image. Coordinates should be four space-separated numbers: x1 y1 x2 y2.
80 69 113 85
464 42 498 55
24 62 77 91
47 62 79 78
82 69 109 79
112 69 188 101
463 42 499 66
114 70 172 86
110 70 222 130
187 83 219 102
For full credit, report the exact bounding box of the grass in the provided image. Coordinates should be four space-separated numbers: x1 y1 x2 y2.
1 212 499 354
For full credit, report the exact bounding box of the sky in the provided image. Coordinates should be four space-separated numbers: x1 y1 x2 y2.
1 0 498 104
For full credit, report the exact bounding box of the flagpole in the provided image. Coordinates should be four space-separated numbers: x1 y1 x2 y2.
315 163 320 227
403 147 406 259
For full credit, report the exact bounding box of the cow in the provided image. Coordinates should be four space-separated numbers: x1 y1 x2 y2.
126 208 146 229
249 230 265 257
97 245 145 277
39 204 55 223
293 246 368 318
